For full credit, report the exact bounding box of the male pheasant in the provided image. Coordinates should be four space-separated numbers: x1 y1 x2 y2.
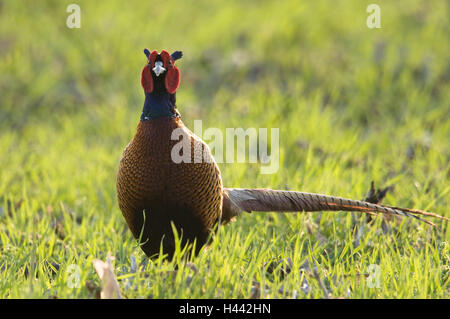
117 49 448 260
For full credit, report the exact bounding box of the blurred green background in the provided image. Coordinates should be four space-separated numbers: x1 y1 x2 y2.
0 0 449 298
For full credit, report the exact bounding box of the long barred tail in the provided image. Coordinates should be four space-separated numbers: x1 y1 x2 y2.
222 188 449 227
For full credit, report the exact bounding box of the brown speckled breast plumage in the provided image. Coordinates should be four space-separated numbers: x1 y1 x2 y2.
117 116 223 259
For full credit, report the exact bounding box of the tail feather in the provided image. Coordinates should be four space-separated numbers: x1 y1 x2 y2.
222 188 448 227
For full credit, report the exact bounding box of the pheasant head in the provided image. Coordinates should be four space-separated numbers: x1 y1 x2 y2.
141 49 183 94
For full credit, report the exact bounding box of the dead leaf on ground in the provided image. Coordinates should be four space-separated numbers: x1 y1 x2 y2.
93 254 123 299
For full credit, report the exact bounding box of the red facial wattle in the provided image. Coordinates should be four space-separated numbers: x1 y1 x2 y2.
140 49 181 94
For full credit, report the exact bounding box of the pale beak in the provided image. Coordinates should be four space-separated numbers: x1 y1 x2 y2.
152 61 166 77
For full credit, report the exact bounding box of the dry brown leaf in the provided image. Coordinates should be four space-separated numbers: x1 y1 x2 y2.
93 255 123 299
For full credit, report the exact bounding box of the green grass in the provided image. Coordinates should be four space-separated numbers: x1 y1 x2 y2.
0 0 449 298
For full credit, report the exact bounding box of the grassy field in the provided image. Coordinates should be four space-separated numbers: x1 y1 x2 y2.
0 0 449 298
